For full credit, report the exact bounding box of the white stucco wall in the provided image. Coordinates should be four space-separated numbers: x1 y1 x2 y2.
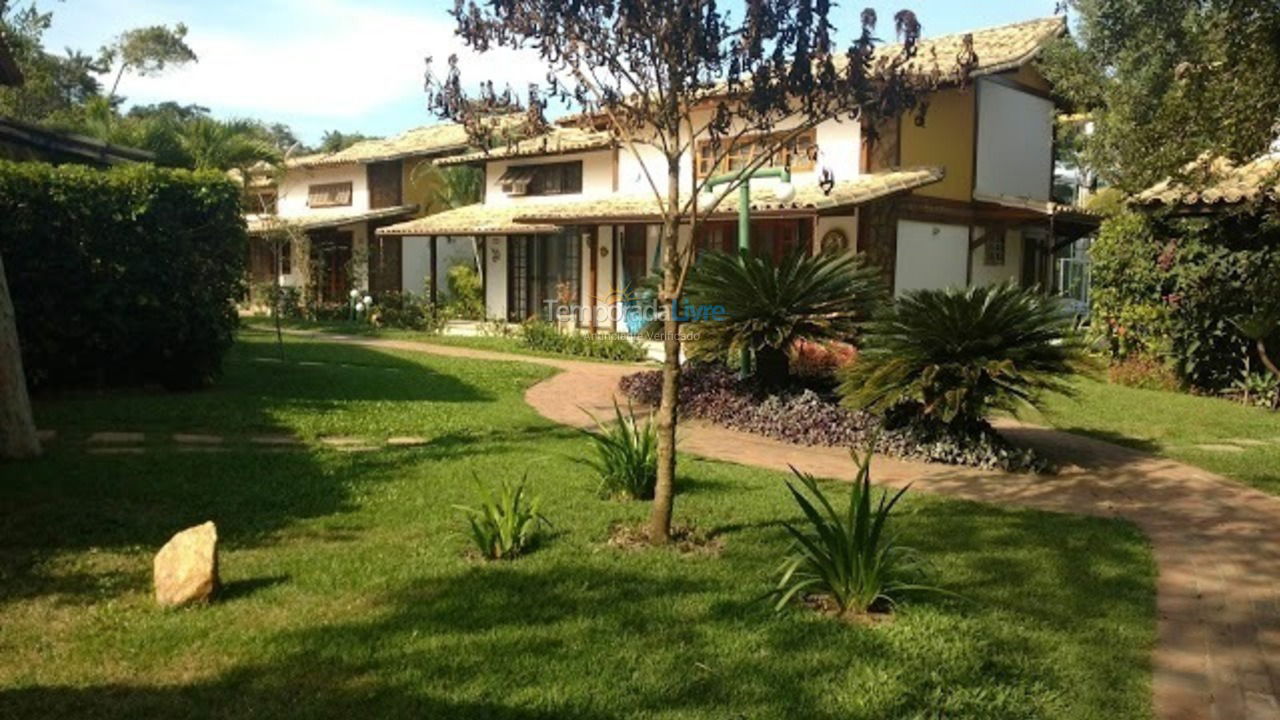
975 79 1054 201
482 151 615 208
484 236 508 320
277 164 370 218
968 227 1024 287
894 220 969 296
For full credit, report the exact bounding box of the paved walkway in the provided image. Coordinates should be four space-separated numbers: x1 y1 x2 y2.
291 332 1280 720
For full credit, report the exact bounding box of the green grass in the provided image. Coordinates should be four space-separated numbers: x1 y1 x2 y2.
0 330 1156 719
1021 375 1280 495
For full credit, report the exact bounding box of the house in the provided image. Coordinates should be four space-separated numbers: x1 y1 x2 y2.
377 16 1097 330
1135 152 1280 214
243 122 509 305
0 33 153 166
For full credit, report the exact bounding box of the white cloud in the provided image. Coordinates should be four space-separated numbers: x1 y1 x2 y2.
106 0 544 123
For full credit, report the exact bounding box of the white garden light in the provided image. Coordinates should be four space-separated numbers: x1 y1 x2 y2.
355 302 365 312
363 295 373 306
349 289 360 300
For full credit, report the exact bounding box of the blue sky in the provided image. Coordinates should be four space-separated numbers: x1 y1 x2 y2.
43 0 1064 145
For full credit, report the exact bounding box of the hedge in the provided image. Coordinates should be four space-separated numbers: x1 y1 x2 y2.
1090 209 1280 391
0 161 246 390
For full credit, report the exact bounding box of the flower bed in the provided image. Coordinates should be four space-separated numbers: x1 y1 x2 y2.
620 363 1048 473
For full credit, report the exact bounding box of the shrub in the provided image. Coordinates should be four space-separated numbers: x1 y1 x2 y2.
370 291 446 333
444 263 483 319
584 401 658 500
453 474 550 560
519 318 649 362
771 450 938 617
682 247 883 385
1090 210 1280 391
790 339 857 380
1107 353 1181 392
0 161 245 390
619 363 1048 473
841 282 1083 430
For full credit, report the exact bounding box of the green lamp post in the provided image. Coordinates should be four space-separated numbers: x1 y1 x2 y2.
700 166 795 376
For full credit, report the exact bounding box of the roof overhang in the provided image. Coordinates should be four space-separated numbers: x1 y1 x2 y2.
376 204 559 236
0 118 153 166
248 205 418 235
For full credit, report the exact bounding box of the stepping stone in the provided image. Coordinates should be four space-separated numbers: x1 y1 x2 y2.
88 432 144 444
252 357 283 363
88 447 145 455
386 436 429 447
250 435 304 446
176 446 228 454
319 436 367 447
334 446 379 453
36 429 56 442
1225 438 1268 447
298 361 323 367
173 433 224 445
1192 443 1246 453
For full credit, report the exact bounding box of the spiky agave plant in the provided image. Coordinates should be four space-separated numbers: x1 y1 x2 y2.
683 246 884 386
772 449 937 615
584 400 659 500
454 473 550 560
840 281 1083 429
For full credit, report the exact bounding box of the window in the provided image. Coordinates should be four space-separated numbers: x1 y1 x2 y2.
696 129 817 177
246 190 277 214
499 162 583 196
308 181 353 208
984 236 1006 267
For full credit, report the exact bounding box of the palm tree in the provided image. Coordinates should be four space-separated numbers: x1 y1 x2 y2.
840 281 1083 429
176 117 280 172
682 246 884 385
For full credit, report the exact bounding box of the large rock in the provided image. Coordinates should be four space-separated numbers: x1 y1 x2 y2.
153 521 219 607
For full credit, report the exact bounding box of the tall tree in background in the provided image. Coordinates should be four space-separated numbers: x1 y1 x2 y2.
100 23 197 104
0 2 104 126
317 130 377 153
1042 0 1280 192
426 0 964 543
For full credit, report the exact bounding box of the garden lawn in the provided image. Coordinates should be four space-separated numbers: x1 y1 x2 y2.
1021 375 1280 495
0 330 1155 719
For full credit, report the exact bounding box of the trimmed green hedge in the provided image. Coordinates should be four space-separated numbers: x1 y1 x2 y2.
0 161 246 390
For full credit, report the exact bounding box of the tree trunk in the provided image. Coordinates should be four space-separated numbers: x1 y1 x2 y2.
0 254 41 459
648 158 684 545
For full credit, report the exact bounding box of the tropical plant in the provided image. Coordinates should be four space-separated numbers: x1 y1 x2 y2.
453 474 550 560
771 449 936 616
683 247 884 386
841 282 1083 429
445 263 484 319
176 117 280 172
584 400 658 500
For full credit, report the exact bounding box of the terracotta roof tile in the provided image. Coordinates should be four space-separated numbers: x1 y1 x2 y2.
376 204 559 236
1135 154 1280 209
435 126 615 167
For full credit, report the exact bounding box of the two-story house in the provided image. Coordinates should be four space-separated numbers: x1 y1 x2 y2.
377 16 1096 330
244 122 489 304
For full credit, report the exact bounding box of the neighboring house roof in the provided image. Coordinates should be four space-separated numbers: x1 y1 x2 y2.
377 166 942 236
247 204 418 235
376 204 560 236
0 32 23 87
0 117 154 166
511 166 944 223
435 126 614 167
1135 153 1280 211
878 16 1067 81
290 116 529 169
973 191 1099 224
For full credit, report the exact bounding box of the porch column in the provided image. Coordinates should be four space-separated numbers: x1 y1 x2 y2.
429 235 438 307
588 227 599 335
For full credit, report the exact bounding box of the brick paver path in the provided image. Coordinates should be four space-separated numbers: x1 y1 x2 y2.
291 331 1280 720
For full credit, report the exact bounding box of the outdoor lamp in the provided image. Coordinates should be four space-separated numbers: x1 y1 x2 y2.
774 180 796 204
699 189 727 214
355 302 365 312
363 295 373 306
349 289 360 300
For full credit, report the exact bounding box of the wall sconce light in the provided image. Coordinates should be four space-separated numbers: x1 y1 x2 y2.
490 245 502 264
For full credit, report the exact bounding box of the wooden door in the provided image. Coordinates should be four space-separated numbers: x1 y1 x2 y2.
311 230 354 303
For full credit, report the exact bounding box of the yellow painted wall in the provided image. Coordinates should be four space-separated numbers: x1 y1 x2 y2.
899 87 976 202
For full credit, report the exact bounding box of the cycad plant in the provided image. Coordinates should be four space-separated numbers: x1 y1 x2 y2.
584 401 659 500
454 474 550 560
683 246 884 386
772 449 934 616
841 281 1082 429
